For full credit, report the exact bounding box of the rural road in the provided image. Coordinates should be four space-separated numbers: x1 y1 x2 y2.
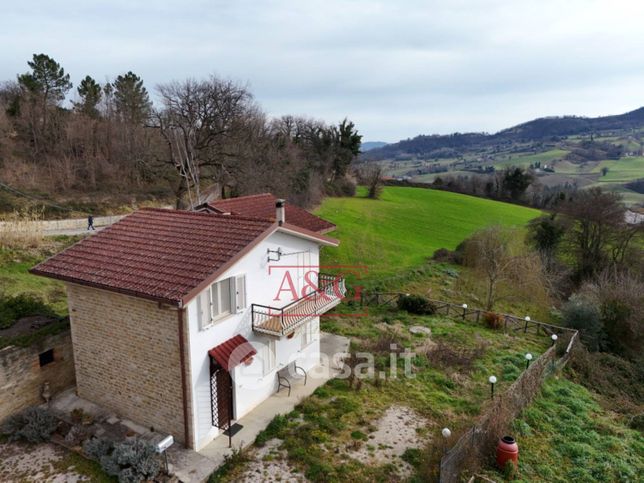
44 226 108 236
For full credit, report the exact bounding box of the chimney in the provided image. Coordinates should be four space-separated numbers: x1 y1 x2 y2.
276 199 286 225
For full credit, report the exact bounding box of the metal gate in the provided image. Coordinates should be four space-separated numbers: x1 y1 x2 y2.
210 359 233 434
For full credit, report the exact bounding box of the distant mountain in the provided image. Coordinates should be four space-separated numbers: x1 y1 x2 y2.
361 141 388 151
362 107 644 161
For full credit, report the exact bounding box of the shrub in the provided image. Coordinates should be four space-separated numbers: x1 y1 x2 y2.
426 341 486 372
562 295 605 351
326 177 356 197
1 407 58 443
85 437 160 483
483 312 503 330
0 293 57 330
397 294 436 315
110 440 160 482
83 437 114 460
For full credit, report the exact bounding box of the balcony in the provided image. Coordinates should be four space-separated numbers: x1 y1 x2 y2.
252 273 346 337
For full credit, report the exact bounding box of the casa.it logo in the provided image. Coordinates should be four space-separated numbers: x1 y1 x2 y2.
267 265 368 317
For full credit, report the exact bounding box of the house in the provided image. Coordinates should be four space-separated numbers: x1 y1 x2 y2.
30 198 345 451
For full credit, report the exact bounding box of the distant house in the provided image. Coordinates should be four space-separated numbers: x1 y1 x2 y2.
31 196 344 450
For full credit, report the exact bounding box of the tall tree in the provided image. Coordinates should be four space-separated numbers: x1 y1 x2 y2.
17 53 72 152
557 187 635 280
74 75 102 118
113 71 151 125
527 214 566 268
331 118 361 181
17 53 72 105
155 76 253 207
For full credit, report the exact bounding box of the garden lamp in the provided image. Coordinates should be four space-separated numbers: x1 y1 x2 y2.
489 375 497 399
525 352 533 369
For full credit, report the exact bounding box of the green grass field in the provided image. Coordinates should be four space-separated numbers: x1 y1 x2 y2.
316 187 541 280
483 377 644 482
495 149 568 169
593 156 644 182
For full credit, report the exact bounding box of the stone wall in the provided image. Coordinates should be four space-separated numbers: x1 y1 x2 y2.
0 330 75 421
66 283 186 443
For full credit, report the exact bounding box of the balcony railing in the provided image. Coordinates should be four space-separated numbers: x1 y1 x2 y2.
252 273 346 337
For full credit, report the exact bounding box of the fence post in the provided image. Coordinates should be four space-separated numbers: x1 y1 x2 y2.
476 310 480 324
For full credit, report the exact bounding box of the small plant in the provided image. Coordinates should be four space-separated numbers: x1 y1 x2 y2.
83 437 114 460
483 312 503 330
1 407 58 443
84 437 160 483
401 447 422 468
350 430 368 441
209 445 250 482
397 294 436 315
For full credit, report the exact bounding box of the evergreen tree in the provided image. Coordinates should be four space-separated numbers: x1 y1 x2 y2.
17 53 72 104
75 75 102 118
113 71 151 124
331 118 362 180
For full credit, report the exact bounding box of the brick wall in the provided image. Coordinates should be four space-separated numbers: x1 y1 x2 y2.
66 284 186 443
0 330 75 421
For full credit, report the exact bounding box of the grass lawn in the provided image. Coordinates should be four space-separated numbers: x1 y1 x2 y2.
0 236 81 314
482 377 644 482
593 156 644 182
316 187 541 282
0 236 80 348
494 149 569 169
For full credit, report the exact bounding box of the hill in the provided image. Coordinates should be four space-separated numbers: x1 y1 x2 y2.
360 141 388 151
360 107 644 206
316 186 541 280
362 106 644 161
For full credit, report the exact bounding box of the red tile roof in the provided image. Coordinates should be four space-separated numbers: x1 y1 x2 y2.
205 193 335 234
208 335 257 371
31 209 274 305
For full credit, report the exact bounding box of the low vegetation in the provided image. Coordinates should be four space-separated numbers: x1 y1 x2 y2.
483 377 644 482
213 306 549 482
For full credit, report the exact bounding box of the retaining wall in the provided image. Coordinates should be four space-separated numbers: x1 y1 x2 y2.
0 330 75 421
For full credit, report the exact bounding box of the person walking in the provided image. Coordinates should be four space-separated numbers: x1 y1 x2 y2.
87 215 96 231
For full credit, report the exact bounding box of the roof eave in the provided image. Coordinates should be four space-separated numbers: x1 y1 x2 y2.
28 268 183 307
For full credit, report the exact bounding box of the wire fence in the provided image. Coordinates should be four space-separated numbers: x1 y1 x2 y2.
360 291 579 481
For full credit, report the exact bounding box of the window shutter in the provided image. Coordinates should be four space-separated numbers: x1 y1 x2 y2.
234 275 246 312
197 290 210 330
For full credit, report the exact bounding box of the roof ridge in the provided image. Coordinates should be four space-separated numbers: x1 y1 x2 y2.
137 207 274 224
211 192 274 203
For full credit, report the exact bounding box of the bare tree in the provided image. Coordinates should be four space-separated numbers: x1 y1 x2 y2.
557 187 638 280
460 226 550 311
155 77 254 207
358 164 384 199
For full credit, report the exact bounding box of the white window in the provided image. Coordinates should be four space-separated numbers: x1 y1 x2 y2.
262 339 276 376
300 319 319 349
210 277 232 320
197 275 246 330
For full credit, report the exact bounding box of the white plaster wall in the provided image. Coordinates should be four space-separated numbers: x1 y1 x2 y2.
186 230 324 450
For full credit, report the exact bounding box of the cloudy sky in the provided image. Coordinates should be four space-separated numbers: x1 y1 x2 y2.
3 0 644 142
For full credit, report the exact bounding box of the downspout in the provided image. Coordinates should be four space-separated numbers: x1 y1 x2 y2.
178 308 192 448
